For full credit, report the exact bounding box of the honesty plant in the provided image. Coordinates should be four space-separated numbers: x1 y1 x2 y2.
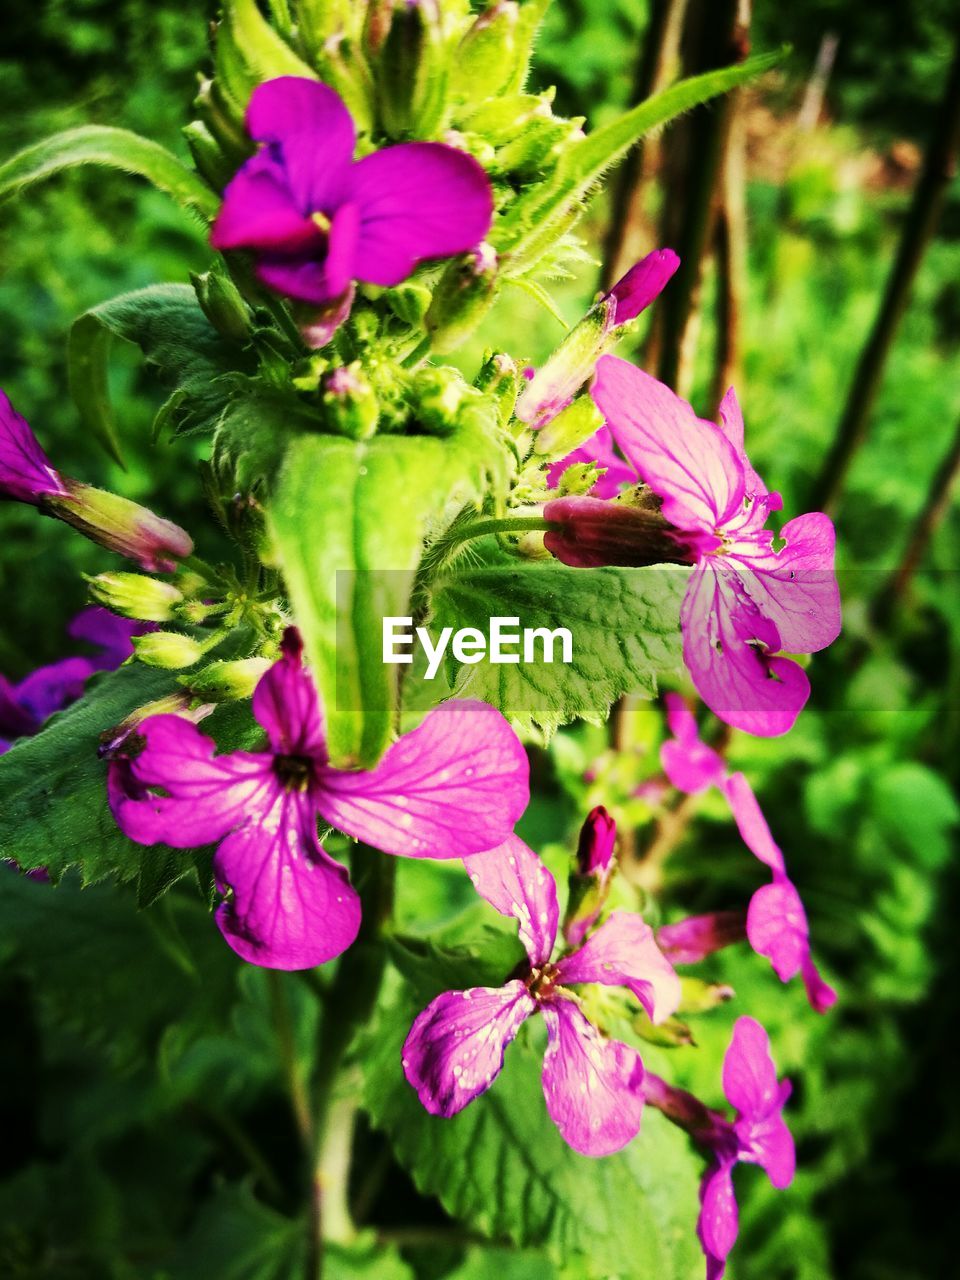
0 1 833 1274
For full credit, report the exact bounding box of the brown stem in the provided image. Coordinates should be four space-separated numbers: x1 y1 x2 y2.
809 35 960 515
873 411 960 623
653 0 752 397
709 97 748 413
601 0 690 290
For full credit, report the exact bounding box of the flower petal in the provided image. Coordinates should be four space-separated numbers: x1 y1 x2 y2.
255 201 362 304
316 700 529 858
722 1016 783 1120
681 562 811 737
736 512 841 654
246 77 355 213
117 715 276 847
211 150 322 253
252 630 326 760
738 1097 796 1189
546 424 638 499
214 790 360 969
0 388 67 505
716 387 768 500
747 878 836 1013
12 656 95 727
540 999 645 1156
605 249 680 324
402 980 535 1117
348 142 493 286
555 911 681 1024
721 772 785 873
462 833 559 966
592 356 745 536
660 692 727 794
697 1159 739 1280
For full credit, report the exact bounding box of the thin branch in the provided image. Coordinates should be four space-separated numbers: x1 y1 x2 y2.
809 34 960 514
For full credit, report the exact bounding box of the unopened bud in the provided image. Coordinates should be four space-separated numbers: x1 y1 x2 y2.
553 461 601 496
543 492 690 569
179 656 271 701
49 481 193 572
132 631 205 670
656 911 748 966
677 977 735 1014
534 395 604 460
474 351 520 426
317 35 376 135
564 806 618 947
452 3 519 107
376 0 446 137
183 121 237 193
411 365 476 433
425 243 498 354
87 572 184 622
322 364 379 439
386 282 432 326
494 114 584 178
192 267 253 341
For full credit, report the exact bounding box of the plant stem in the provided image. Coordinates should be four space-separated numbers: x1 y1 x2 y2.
268 971 314 1151
441 514 555 546
709 94 747 414
809 34 960 515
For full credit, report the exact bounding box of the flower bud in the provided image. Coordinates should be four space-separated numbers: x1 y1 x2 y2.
564 806 617 947
179 656 271 701
192 267 253 341
322 364 379 439
425 243 498 354
533 395 604 461
494 114 584 178
87 573 184 622
656 911 748 966
677 977 735 1014
376 0 446 138
317 34 376 135
606 249 680 324
386 282 432 326
474 351 521 426
410 365 476 433
452 3 519 107
132 631 205 670
49 481 193 572
543 492 691 569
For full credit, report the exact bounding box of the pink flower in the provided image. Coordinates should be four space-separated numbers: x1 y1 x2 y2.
110 630 529 970
545 362 841 736
660 694 836 1013
211 77 493 310
402 833 680 1156
646 1016 795 1280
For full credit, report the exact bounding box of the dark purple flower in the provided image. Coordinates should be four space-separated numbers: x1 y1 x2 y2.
657 911 748 966
210 77 494 308
563 805 618 948
402 833 680 1156
660 694 836 1012
646 1017 794 1280
0 389 68 505
110 629 529 970
546 365 841 736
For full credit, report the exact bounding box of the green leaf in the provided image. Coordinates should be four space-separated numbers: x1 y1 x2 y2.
0 126 219 221
68 284 250 461
428 540 686 737
266 410 507 767
496 49 786 272
363 981 703 1279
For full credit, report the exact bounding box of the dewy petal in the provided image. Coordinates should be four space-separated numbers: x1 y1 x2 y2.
402 980 535 1117
697 1159 739 1280
245 77 355 214
681 562 811 737
540 999 645 1156
592 356 745 536
214 789 360 970
722 1016 784 1121
211 150 323 253
0 388 68 505
316 700 529 859
116 715 277 847
546 424 638 499
735 512 841 655
251 631 326 760
463 833 559 966
660 692 727 794
720 772 786 873
555 911 681 1024
348 142 493 286
605 248 680 324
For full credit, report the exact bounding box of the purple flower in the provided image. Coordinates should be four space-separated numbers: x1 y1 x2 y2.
210 77 493 308
545 364 841 736
402 833 681 1156
110 630 529 971
660 694 836 1012
518 249 679 432
1 388 193 571
564 804 618 948
657 911 748 966
646 1016 795 1280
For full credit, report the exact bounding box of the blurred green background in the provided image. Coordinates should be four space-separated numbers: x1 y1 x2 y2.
1 2 958 1278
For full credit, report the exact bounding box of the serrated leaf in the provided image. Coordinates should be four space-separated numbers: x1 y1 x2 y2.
496 49 786 273
362 981 703 1279
266 411 507 767
428 540 686 736
0 126 219 220
68 284 251 461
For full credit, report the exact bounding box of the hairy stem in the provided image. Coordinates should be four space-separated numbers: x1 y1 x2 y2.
809 34 960 514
